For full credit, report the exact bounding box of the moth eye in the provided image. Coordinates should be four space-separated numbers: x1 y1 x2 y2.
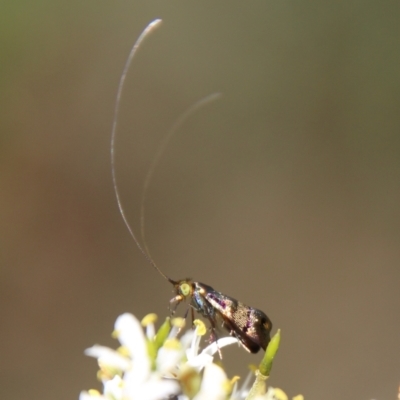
263 319 272 329
179 282 191 297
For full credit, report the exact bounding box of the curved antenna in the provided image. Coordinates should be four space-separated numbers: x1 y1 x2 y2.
110 19 172 282
140 92 222 259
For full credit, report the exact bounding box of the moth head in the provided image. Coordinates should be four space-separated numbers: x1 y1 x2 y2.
168 279 194 315
169 279 194 304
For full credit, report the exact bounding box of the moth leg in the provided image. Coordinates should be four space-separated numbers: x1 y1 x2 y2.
191 307 195 327
169 296 182 316
183 305 191 320
207 317 222 360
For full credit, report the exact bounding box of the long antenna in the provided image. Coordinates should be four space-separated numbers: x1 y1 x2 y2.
111 19 222 283
140 92 222 260
110 19 171 281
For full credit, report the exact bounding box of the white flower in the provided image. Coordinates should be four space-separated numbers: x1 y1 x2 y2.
81 313 240 400
81 311 297 400
81 313 180 400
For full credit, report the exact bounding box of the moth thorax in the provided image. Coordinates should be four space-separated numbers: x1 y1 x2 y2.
178 281 193 298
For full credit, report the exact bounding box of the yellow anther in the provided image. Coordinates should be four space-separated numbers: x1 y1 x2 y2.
97 363 120 381
230 375 241 386
179 365 201 398
193 319 206 336
111 329 120 339
274 388 288 400
163 338 182 350
96 370 102 381
222 379 232 394
116 345 130 357
141 313 158 326
292 395 304 400
171 317 185 328
88 389 101 396
248 364 258 373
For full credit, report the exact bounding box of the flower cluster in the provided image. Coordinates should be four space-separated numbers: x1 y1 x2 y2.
80 312 300 400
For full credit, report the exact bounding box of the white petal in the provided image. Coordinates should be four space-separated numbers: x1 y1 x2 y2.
103 375 123 398
180 330 195 350
231 370 253 400
84 345 131 370
268 387 288 400
201 337 239 356
114 313 146 355
114 313 150 385
186 331 202 360
79 391 106 400
251 387 287 400
186 337 238 371
193 363 228 400
156 346 184 374
146 323 155 339
124 374 180 400
78 392 92 400
185 352 213 370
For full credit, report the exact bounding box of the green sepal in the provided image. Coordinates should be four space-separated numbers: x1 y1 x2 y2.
146 339 157 370
259 329 281 377
154 317 171 351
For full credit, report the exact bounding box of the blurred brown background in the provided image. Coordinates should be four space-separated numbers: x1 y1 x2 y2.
1 1 399 400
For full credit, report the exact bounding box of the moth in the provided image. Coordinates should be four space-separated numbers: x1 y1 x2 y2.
110 19 272 354
169 279 272 353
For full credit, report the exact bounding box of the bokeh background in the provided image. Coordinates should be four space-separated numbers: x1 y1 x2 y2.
1 1 399 400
